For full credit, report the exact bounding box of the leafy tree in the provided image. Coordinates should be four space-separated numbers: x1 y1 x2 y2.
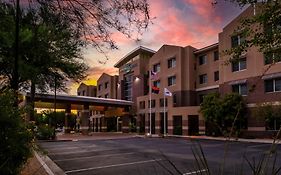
254 102 281 130
200 93 246 136
214 1 281 65
2 0 151 95
0 90 33 175
0 3 88 120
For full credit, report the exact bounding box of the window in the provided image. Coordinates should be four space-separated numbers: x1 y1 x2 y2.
105 94 109 98
82 90 85 96
98 84 102 91
214 51 219 61
199 55 207 65
264 52 281 65
231 35 245 48
265 78 281 93
199 94 205 104
160 98 168 107
124 73 133 101
148 99 156 108
139 101 145 109
105 82 109 89
153 80 160 88
78 92 81 96
232 83 247 96
168 76 176 86
173 94 177 106
199 74 207 84
168 57 176 68
214 71 219 81
232 57 246 72
153 63 160 73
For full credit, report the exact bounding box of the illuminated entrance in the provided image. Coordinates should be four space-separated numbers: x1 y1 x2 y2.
22 93 133 134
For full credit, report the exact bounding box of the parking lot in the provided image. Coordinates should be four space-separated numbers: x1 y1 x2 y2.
39 137 281 175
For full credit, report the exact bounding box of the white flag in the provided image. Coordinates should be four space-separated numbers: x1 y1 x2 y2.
164 88 172 96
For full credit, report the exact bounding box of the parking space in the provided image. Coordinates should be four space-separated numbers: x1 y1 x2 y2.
39 137 281 175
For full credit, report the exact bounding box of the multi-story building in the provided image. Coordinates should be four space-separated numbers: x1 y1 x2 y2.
136 44 219 135
97 73 118 99
219 6 281 137
94 5 281 137
77 83 97 97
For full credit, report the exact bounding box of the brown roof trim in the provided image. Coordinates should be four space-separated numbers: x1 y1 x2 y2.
193 43 218 54
114 46 156 68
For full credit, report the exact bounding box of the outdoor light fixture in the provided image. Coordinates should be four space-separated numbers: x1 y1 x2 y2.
135 77 140 82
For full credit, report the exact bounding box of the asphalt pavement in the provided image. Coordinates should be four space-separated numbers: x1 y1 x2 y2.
39 137 281 175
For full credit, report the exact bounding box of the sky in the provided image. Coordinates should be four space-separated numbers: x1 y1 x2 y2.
69 0 245 94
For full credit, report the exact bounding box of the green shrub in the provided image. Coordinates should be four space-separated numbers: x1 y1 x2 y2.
36 124 55 140
173 126 182 135
0 91 33 175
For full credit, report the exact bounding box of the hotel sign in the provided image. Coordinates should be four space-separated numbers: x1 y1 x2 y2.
120 63 137 73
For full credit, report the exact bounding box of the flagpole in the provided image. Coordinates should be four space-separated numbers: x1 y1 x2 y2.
163 90 166 136
149 71 152 135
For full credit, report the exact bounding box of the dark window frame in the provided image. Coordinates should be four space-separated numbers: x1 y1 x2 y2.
153 63 161 73
199 74 207 84
160 98 168 107
153 80 161 88
105 82 109 89
265 78 281 93
214 71 219 81
168 57 176 68
168 75 176 86
231 34 245 48
214 50 219 61
232 57 247 72
199 55 207 65
232 83 248 96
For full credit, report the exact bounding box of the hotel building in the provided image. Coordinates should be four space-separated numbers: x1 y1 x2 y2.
93 6 281 137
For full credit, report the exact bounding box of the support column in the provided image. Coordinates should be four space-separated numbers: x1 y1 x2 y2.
101 117 107 132
81 103 90 134
122 115 130 133
145 114 149 133
64 104 71 133
199 119 206 135
155 113 161 135
182 116 188 136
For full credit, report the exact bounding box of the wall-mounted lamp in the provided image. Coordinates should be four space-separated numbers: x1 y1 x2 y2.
135 77 140 82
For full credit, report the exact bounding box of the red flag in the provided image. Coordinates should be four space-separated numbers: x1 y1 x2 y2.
152 86 160 94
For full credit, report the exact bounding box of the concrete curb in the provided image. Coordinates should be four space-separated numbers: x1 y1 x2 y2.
138 134 281 144
35 151 65 175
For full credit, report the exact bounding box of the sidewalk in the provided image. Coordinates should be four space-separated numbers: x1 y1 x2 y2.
55 132 280 144
165 134 281 144
55 132 138 141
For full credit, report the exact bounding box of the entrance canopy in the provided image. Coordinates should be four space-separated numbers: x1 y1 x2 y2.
22 92 133 110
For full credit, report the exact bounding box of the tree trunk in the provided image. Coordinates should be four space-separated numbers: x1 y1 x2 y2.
30 80 36 121
12 0 20 107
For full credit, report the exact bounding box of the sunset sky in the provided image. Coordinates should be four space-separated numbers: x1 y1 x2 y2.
69 0 245 94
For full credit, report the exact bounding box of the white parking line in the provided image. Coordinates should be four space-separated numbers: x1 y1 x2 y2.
65 159 162 174
183 169 207 175
48 148 118 155
55 152 135 162
47 145 97 151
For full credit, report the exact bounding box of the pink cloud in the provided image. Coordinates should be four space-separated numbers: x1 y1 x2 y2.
86 66 118 81
185 0 222 24
144 0 223 48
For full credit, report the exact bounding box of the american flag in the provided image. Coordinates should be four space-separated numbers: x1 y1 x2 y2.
150 70 157 80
